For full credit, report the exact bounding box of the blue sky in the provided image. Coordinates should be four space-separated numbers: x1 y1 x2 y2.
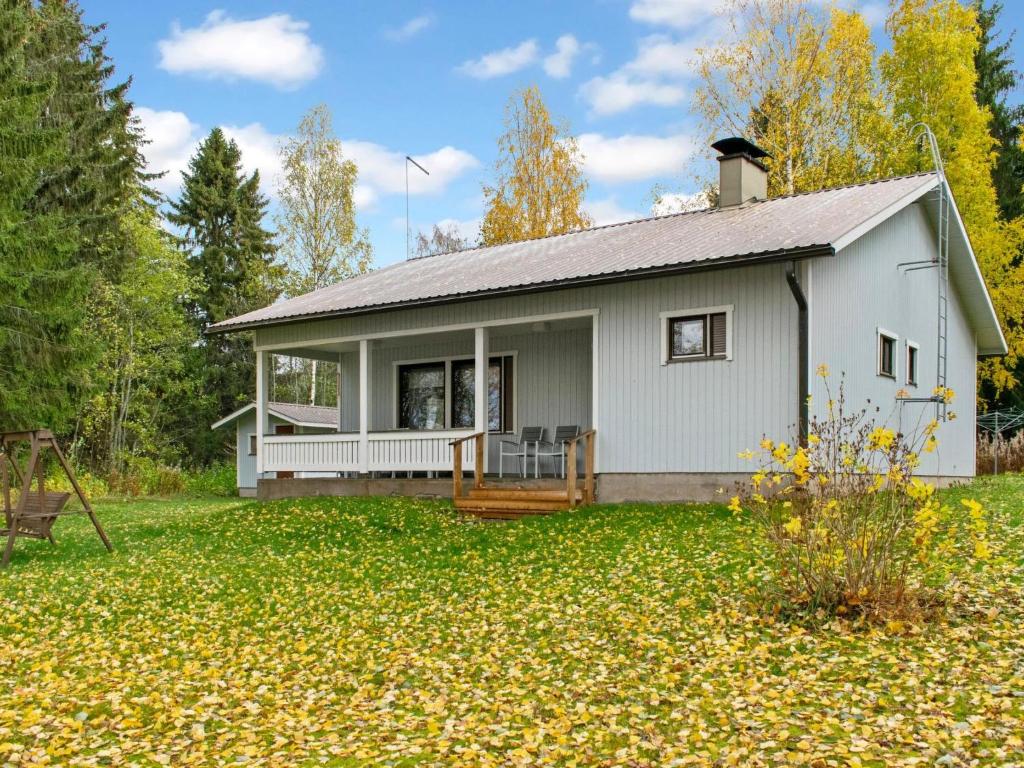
86 0 1023 268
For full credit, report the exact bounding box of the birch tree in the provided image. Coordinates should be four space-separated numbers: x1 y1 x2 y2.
481 86 591 245
277 104 372 403
695 0 891 196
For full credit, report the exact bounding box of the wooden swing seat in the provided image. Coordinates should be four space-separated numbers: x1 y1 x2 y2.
2 491 71 540
1 429 111 566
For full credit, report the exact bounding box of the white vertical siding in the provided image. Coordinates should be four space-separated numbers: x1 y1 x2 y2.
254 262 802 474
810 203 976 476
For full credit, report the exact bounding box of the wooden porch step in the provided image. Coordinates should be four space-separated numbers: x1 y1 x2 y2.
466 488 581 503
454 497 571 512
461 508 555 520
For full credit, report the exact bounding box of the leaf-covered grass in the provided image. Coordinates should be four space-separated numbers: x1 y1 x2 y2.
1 477 1021 766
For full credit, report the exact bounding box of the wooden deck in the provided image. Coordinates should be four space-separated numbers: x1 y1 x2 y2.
449 431 595 520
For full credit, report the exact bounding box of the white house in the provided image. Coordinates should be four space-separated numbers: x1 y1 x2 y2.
208 138 1005 512
212 401 338 496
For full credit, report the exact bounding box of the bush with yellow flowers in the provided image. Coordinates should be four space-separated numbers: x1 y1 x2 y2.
730 366 989 619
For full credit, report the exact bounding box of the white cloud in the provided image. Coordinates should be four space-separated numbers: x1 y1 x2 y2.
458 39 539 79
543 34 582 78
434 217 481 243
384 14 434 42
345 142 479 198
578 132 694 183
579 73 686 116
136 109 477 209
221 123 284 188
857 2 888 27
629 0 723 30
625 34 701 77
585 197 645 226
652 190 709 215
157 11 323 89
136 107 201 195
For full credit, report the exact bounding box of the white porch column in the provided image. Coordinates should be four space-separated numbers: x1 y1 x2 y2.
474 326 489 472
591 311 599 473
359 339 369 474
255 349 270 475
336 352 343 432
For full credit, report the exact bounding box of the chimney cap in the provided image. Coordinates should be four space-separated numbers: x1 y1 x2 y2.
711 137 770 160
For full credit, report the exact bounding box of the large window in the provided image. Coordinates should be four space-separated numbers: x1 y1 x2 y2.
398 362 446 429
666 312 728 361
397 355 514 432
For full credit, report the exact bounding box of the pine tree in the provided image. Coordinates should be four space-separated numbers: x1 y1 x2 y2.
168 128 282 463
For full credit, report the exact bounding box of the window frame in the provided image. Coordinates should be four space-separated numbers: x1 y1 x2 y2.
395 360 448 430
247 433 257 456
877 327 899 380
659 304 734 365
906 340 920 387
392 350 517 434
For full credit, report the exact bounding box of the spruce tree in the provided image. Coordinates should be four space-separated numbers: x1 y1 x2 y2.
0 0 87 431
974 1 1024 223
168 128 281 463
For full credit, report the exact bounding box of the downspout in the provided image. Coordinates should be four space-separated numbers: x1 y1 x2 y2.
785 261 809 445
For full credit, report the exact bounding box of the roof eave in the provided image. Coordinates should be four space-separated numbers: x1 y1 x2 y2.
206 244 835 335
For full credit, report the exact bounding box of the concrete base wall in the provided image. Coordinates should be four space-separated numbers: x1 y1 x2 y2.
256 472 976 504
238 487 257 498
596 473 751 503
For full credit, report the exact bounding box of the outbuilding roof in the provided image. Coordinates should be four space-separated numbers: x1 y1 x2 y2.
211 402 338 431
208 172 1006 355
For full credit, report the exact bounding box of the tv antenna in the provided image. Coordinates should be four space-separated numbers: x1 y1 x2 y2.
406 156 430 259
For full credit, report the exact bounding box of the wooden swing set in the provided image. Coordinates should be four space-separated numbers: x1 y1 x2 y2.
1 429 112 568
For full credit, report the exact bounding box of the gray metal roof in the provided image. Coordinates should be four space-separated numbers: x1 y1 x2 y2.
210 173 969 335
211 402 338 430
268 402 338 426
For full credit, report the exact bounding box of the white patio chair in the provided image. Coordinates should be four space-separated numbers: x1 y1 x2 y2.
534 425 581 478
499 426 544 478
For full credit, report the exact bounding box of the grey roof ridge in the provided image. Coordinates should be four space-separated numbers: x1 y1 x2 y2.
406 170 940 260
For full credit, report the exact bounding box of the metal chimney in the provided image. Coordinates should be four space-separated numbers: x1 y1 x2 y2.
712 137 770 207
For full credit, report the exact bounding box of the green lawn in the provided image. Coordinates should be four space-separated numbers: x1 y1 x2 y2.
1 478 1022 767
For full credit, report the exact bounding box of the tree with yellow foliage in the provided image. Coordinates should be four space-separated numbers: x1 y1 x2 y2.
881 0 1024 393
480 86 591 246
694 0 1024 395
695 0 891 197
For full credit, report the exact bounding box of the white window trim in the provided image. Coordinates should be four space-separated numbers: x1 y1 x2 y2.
906 339 920 387
659 305 734 365
391 350 518 433
247 433 257 456
877 327 899 379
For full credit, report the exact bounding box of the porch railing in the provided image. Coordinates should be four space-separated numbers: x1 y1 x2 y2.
262 429 476 474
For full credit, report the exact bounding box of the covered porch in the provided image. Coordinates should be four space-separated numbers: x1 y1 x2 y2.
253 310 598 486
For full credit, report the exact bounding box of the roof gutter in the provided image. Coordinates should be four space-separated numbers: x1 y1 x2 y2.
206 244 836 335
785 261 809 445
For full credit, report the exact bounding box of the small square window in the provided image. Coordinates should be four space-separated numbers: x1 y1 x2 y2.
248 434 257 456
671 316 706 357
878 331 897 378
667 312 728 361
906 342 919 386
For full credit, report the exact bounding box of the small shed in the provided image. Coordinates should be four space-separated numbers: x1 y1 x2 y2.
212 402 339 496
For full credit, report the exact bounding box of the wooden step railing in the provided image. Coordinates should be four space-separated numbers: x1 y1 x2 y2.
565 429 596 507
449 432 486 499
449 429 596 507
